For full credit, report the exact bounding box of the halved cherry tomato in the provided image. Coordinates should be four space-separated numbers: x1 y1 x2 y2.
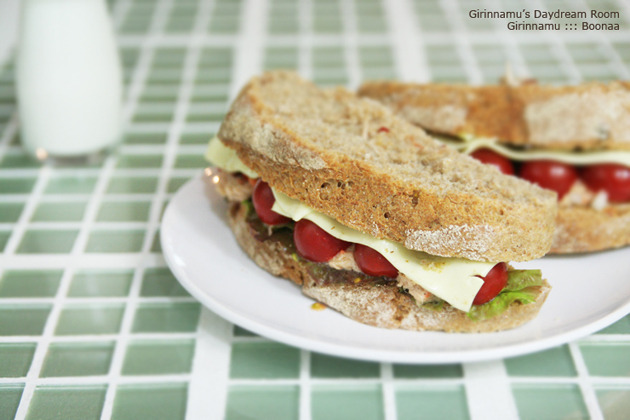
519 160 577 199
470 149 515 175
473 262 508 305
294 219 350 262
252 179 290 225
581 163 630 202
353 244 398 278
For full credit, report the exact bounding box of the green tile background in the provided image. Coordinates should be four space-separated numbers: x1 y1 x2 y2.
229 342 300 379
111 383 188 420
0 343 36 377
311 385 385 420
0 270 63 297
0 385 25 420
226 386 299 420
121 339 195 375
55 305 125 335
1 0 630 419
26 386 107 420
396 385 469 420
0 305 51 336
512 384 589 420
68 270 134 297
40 342 115 377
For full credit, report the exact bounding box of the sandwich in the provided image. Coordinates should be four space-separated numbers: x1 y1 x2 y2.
205 70 555 333
358 80 630 254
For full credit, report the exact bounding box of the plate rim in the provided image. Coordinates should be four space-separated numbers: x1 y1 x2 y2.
161 176 630 364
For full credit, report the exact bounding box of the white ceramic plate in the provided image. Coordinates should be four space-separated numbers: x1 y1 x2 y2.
161 175 630 364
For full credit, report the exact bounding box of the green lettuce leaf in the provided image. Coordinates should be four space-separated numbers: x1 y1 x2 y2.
467 269 544 321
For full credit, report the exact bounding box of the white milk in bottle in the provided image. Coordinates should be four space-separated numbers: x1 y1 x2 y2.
17 0 122 160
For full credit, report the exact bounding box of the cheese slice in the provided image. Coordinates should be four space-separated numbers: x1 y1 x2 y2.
205 136 258 178
457 135 630 166
206 136 491 312
271 191 489 312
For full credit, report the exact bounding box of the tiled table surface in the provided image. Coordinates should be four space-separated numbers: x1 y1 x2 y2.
1 0 630 419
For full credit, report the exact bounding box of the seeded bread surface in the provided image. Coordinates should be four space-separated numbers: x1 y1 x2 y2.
217 71 557 262
225 198 550 333
358 81 630 150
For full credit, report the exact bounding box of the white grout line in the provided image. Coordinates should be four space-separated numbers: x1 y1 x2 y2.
380 363 398 420
298 349 312 420
186 309 233 419
0 332 199 344
463 360 519 420
111 30 630 47
482 0 531 79
0 167 200 181
99 0 174 417
0 296 197 306
0 253 165 270
384 0 429 82
1 166 52 255
0 0 19 67
529 0 582 83
3 374 193 386
0 112 18 160
298 0 313 79
340 0 361 88
0 112 17 293
229 0 268 99
569 342 605 420
110 0 132 32
229 377 467 386
573 0 630 80
185 0 268 418
12 267 77 420
440 0 483 84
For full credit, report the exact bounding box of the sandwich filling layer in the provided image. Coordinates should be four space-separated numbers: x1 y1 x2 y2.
207 136 498 312
271 190 490 311
455 135 630 166
443 134 630 208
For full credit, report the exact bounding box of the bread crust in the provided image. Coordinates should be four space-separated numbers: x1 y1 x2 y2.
552 204 630 253
226 199 551 333
358 81 630 151
217 71 557 262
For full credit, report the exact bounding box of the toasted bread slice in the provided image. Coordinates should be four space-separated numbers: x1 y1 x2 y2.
552 205 630 253
217 71 557 262
224 194 550 333
358 80 630 254
358 81 630 151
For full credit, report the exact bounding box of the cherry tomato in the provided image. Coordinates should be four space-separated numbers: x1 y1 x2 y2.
353 244 399 278
470 149 515 175
294 219 350 262
252 179 290 225
473 262 508 305
581 164 630 202
519 160 578 199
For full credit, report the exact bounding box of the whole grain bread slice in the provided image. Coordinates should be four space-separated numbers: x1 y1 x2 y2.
226 197 550 333
551 204 630 253
358 81 630 150
217 71 557 262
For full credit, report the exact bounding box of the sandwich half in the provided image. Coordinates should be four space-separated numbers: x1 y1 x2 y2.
358 80 630 254
206 70 555 333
